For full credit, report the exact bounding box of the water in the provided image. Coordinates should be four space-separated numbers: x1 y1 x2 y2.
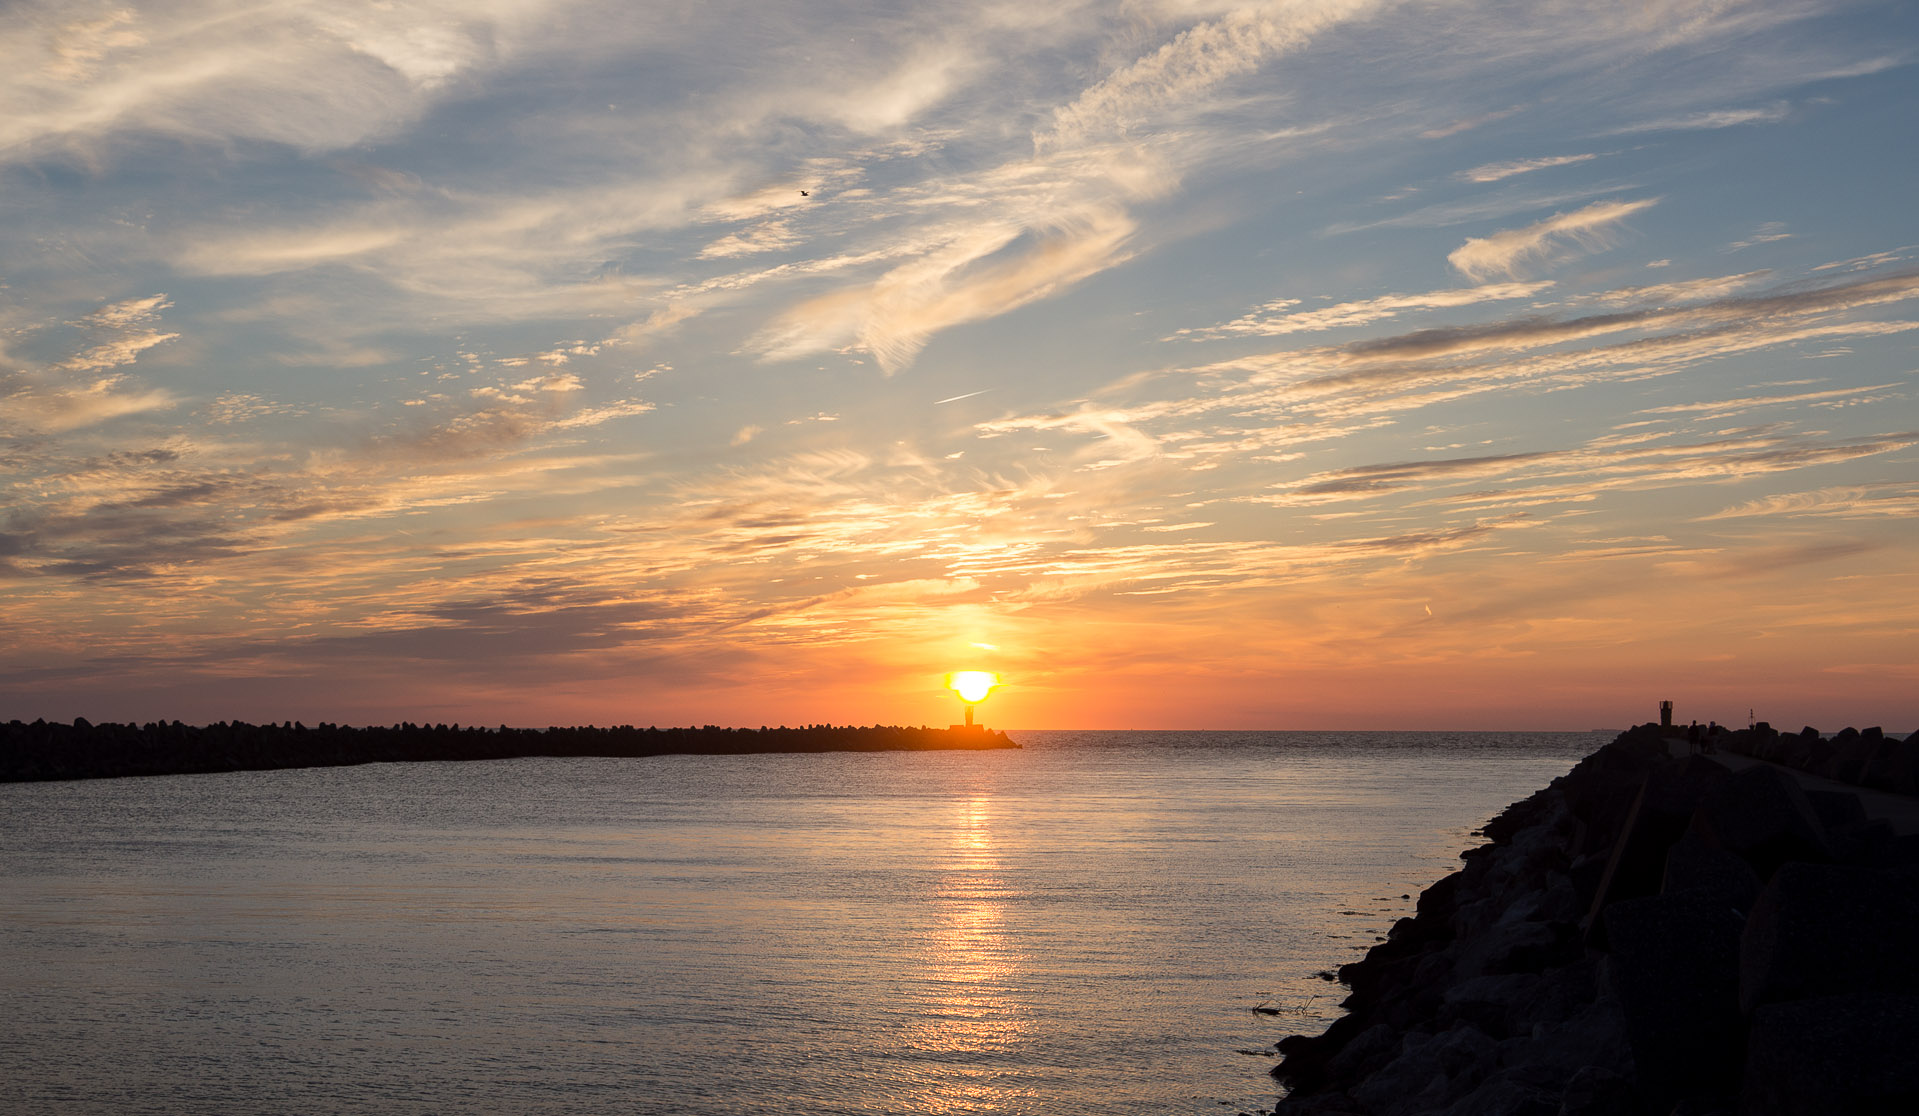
0 730 1604 1114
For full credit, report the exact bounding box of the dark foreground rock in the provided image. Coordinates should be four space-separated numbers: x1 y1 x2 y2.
1272 723 1919 1116
0 718 1017 782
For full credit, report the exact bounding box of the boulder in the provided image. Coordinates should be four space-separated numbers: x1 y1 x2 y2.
1825 731 1879 784
1688 764 1832 880
1324 1021 1401 1083
1739 861 1919 1013
1770 732 1813 771
1661 829 1762 914
1581 762 1728 940
1862 734 1919 795
1555 1065 1634 1116
1601 890 1744 1112
1348 1023 1498 1116
1740 993 1919 1115
1802 789 1867 833
1435 1073 1558 1116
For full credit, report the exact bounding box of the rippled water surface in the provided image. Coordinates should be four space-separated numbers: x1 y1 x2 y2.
0 730 1604 1114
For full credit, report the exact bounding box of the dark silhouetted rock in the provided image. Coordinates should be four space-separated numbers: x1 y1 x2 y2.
1741 993 1919 1116
1803 788 1867 833
1348 1022 1498 1116
1739 862 1919 1013
1275 723 1918 1116
1555 1064 1634 1116
0 719 1019 782
1435 1072 1557 1116
1662 829 1762 913
1689 764 1831 879
1825 730 1880 784
1602 890 1744 1112
1863 734 1919 794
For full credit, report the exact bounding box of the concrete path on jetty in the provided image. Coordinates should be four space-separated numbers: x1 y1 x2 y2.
1665 735 1919 835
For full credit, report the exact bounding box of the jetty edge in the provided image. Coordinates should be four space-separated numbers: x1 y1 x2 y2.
1271 722 1919 1116
0 719 1018 783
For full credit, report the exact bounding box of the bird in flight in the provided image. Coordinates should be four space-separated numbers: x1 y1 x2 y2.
800 190 809 197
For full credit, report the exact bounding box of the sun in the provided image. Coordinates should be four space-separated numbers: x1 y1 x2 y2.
947 671 1001 704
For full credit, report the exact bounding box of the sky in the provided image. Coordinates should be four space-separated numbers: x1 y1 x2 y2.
2 0 1916 731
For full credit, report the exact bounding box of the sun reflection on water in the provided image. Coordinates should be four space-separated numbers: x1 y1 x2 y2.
893 795 1039 1113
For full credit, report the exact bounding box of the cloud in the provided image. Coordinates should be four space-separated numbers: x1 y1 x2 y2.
1607 101 1791 134
1 293 180 432
754 206 1139 372
699 220 802 259
1173 281 1553 340
1727 221 1793 252
0 373 176 433
1640 382 1905 419
1448 198 1660 281
1457 153 1600 183
1259 430 1919 508
1420 105 1523 140
1034 0 1384 153
0 1 566 164
1554 271 1770 307
1702 482 1919 521
981 267 1919 493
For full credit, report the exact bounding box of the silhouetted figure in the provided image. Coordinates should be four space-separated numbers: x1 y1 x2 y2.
799 190 809 196
1688 720 1701 755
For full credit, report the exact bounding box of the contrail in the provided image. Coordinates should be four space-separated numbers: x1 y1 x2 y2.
933 389 991 405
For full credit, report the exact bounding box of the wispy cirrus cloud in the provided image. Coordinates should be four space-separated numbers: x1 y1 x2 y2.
1171 280 1553 340
1456 153 1600 183
1448 198 1660 281
0 0 570 164
1605 101 1792 134
1702 482 1919 521
2 294 180 433
1034 0 1385 153
1260 430 1919 507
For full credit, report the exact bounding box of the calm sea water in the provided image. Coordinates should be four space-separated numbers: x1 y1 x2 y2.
0 730 1604 1115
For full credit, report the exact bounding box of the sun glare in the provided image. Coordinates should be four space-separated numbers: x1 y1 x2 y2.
947 671 1001 704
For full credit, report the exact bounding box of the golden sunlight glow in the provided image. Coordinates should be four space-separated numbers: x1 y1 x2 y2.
946 671 1001 704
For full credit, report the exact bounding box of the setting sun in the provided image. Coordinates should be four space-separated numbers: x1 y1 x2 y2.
947 672 1001 705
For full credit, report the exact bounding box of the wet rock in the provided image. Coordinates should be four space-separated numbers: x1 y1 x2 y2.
1738 861 1919 1013
1741 993 1919 1116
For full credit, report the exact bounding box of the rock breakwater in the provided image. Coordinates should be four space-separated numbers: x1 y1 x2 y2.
1272 723 1919 1116
0 719 1017 783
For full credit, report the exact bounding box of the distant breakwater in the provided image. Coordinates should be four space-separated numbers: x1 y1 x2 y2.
1271 722 1919 1116
0 719 1018 783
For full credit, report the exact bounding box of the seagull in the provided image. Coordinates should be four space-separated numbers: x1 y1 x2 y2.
800 190 809 197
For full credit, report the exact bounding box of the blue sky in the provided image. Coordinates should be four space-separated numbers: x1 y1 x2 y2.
3 0 1916 729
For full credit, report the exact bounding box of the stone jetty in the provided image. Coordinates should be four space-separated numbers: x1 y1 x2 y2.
1272 722 1919 1116
0 718 1018 782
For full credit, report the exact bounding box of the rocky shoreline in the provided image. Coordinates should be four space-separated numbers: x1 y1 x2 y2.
0 718 1018 782
1270 722 1919 1116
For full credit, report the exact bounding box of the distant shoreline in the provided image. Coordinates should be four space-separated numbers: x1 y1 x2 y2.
0 719 1019 783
